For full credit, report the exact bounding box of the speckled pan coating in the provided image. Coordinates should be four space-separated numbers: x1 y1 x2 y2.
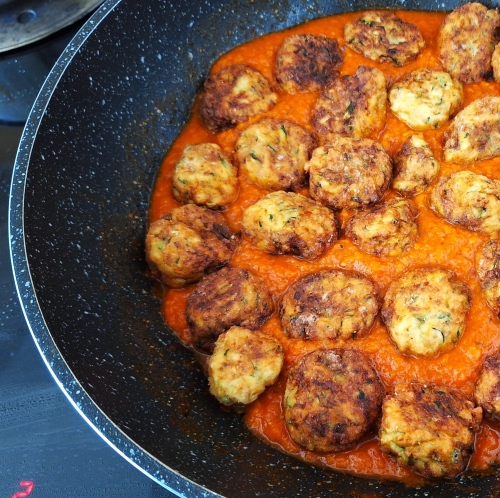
9 0 500 496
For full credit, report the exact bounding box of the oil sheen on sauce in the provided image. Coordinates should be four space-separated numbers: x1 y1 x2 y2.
149 9 500 483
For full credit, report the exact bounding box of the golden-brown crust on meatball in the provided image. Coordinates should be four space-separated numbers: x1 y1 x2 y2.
305 135 392 211
344 11 425 66
492 43 500 82
474 353 500 423
392 134 439 197
381 268 470 357
241 191 338 261
438 2 500 84
145 204 238 288
275 34 343 94
430 170 500 236
345 199 419 257
172 143 239 208
388 68 463 131
279 269 380 340
186 266 274 354
475 239 500 316
311 65 387 141
234 118 317 191
443 96 500 164
199 64 278 133
284 348 384 453
208 326 284 406
379 381 482 478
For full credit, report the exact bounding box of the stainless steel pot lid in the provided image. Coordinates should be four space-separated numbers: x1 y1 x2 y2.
0 0 105 52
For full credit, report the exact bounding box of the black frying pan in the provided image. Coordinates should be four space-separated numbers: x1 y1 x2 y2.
9 0 500 496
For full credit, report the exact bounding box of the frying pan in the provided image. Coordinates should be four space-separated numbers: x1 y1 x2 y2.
9 0 500 496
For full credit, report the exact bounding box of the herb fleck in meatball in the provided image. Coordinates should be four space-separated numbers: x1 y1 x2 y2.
241 190 338 261
145 204 237 288
186 266 273 354
379 381 482 478
208 326 284 406
438 2 500 84
345 199 419 257
305 135 392 211
474 353 500 423
275 34 343 94
234 118 317 192
311 65 387 141
392 134 439 197
389 68 463 131
381 268 470 357
199 64 278 133
443 96 500 164
344 11 425 66
284 348 384 453
430 170 500 236
172 143 238 208
475 239 500 316
280 269 380 341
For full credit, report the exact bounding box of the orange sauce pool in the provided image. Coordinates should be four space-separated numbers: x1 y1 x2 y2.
149 9 500 484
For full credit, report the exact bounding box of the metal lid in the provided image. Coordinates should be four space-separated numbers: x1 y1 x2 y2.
0 0 105 53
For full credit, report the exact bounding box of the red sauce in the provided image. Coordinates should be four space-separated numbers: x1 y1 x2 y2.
149 10 500 484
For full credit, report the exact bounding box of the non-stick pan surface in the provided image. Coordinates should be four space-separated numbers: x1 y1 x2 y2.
9 0 500 496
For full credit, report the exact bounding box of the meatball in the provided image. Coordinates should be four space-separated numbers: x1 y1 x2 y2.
438 2 500 84
443 96 500 164
275 33 343 94
492 43 500 82
145 204 237 288
381 268 470 357
241 190 338 261
207 326 284 406
279 269 380 341
305 135 392 211
392 134 439 197
234 118 317 191
475 239 500 316
199 64 278 133
284 348 384 453
172 143 239 208
186 266 273 354
311 65 387 141
474 353 500 423
388 68 463 131
430 170 500 236
379 381 483 478
345 199 419 257
344 11 425 66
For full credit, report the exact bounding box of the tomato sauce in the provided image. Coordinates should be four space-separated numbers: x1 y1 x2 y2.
149 10 500 483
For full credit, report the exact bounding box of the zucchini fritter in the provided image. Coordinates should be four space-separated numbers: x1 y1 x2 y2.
475 239 500 316
275 34 343 94
208 326 284 406
344 11 425 66
284 348 384 453
474 353 500 423
379 381 482 478
381 268 470 357
279 269 380 341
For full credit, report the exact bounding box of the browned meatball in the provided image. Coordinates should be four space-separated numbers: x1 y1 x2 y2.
438 2 500 84
379 381 483 478
275 34 343 94
474 353 500 423
186 266 273 354
311 65 387 140
305 135 392 211
279 269 380 340
284 348 384 453
345 199 419 257
199 64 278 133
145 204 237 288
475 239 500 316
344 11 425 66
